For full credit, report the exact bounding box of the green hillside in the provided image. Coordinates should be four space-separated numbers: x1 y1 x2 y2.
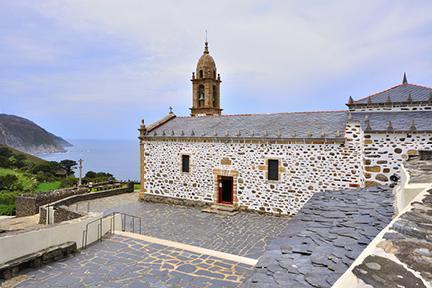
0 145 77 215
0 167 34 191
0 144 47 165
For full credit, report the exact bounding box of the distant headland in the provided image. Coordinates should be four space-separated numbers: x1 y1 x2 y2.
0 114 71 154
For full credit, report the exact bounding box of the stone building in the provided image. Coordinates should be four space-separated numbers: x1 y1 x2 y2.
138 42 432 215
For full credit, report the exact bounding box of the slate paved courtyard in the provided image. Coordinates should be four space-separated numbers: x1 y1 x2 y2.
11 235 253 288
72 193 292 259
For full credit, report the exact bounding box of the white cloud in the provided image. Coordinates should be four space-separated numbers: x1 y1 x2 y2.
1 0 432 139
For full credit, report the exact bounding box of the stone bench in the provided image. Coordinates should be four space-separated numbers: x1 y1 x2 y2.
0 241 77 279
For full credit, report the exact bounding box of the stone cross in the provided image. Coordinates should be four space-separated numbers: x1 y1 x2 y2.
78 159 83 186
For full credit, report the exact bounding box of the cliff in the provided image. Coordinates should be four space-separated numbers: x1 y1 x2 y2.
0 114 71 154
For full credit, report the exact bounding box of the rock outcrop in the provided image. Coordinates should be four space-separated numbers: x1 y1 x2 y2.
0 114 71 154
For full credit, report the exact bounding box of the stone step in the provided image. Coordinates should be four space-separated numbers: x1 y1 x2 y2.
201 205 239 216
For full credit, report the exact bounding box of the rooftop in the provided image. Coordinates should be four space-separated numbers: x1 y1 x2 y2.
351 111 432 132
145 109 432 140
349 156 432 287
147 111 348 139
349 75 432 106
241 186 394 288
404 156 432 183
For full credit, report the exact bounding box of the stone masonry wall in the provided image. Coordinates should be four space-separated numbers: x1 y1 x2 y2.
16 187 89 217
143 125 364 215
364 132 432 186
349 105 432 112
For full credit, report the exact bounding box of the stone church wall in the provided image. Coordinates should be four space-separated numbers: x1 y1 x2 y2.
143 125 364 215
363 132 432 186
349 105 432 112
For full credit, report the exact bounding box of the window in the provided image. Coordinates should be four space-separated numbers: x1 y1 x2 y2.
268 159 279 181
212 85 217 106
198 85 205 107
199 70 203 78
182 155 190 173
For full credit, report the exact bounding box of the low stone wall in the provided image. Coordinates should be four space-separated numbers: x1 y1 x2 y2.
15 187 89 217
53 207 84 224
39 182 134 224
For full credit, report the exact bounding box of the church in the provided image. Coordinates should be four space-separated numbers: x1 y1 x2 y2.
138 41 432 215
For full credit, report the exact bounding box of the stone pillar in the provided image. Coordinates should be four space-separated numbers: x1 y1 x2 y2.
78 159 83 186
138 119 147 200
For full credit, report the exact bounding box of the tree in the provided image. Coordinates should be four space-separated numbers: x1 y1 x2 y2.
59 160 77 176
0 147 13 158
0 156 12 168
84 171 115 183
85 171 97 178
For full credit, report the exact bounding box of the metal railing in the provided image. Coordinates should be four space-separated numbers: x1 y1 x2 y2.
81 212 142 249
119 212 142 234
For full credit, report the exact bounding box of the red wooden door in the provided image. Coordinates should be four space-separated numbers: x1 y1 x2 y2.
218 176 233 204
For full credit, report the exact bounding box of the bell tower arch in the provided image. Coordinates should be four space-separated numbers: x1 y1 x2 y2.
190 41 222 116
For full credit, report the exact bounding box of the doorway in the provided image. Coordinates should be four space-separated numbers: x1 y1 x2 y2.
218 176 233 204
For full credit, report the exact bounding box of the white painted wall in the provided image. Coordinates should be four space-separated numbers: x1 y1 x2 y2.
364 132 432 185
0 213 121 264
144 123 363 215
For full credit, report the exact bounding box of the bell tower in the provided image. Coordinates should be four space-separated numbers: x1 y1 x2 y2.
190 41 222 116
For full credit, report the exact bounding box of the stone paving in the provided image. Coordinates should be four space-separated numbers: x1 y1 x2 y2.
71 193 292 259
9 234 252 288
241 186 394 288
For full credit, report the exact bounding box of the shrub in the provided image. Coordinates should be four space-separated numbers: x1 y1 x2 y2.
0 191 18 205
60 177 78 188
84 171 115 183
0 204 15 216
0 156 12 168
0 174 22 191
9 154 27 169
32 161 67 181
0 147 13 158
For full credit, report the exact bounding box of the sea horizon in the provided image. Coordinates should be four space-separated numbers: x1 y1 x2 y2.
37 139 140 181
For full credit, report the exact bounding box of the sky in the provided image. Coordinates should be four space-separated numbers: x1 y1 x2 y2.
1 1 432 140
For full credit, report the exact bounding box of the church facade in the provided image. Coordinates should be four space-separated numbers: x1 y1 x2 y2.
138 42 432 215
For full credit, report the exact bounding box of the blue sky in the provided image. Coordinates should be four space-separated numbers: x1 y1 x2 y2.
1 1 432 140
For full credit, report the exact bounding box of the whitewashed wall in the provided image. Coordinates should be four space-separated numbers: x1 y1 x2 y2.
364 133 432 185
143 123 364 215
0 214 121 264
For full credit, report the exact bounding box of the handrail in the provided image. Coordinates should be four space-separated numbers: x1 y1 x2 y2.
113 212 142 234
81 212 143 249
82 213 113 249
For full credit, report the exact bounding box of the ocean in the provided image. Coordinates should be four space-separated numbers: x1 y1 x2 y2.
38 139 140 181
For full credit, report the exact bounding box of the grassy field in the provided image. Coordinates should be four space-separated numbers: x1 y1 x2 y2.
0 167 35 191
0 168 35 215
134 183 140 191
0 168 64 215
35 181 62 192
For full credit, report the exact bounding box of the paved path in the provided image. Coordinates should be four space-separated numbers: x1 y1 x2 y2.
12 235 252 288
0 214 42 236
72 193 291 259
